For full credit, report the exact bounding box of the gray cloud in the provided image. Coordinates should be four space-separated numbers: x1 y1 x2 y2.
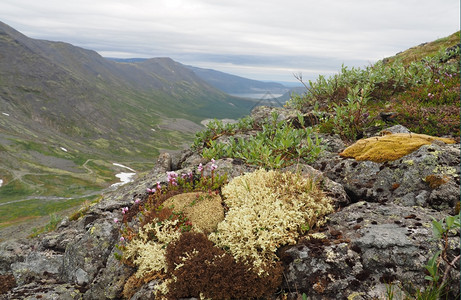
0 0 459 82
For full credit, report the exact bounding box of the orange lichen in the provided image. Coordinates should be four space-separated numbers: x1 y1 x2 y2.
339 133 455 163
424 174 449 189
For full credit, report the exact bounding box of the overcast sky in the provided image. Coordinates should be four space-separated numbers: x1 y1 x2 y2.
0 0 459 83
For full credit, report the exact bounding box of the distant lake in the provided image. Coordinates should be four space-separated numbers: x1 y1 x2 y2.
229 93 285 99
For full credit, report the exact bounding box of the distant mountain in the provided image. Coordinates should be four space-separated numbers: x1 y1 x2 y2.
187 66 289 95
0 21 255 225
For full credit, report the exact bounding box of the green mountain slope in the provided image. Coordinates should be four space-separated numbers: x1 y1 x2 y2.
0 21 254 227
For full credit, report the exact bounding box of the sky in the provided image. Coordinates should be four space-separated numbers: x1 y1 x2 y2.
0 0 459 83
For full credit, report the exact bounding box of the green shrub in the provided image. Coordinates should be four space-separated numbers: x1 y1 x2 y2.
198 113 325 168
287 45 460 142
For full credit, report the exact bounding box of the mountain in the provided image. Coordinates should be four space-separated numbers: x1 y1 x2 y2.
186 65 289 95
0 21 255 226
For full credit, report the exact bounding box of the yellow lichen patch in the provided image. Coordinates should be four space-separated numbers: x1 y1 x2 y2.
163 192 224 233
339 133 455 163
123 219 182 278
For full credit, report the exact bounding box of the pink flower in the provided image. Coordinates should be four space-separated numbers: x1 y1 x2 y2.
146 188 155 194
156 181 161 190
121 207 129 214
197 163 203 172
134 198 141 204
114 218 119 223
120 236 125 242
167 171 178 186
210 159 218 171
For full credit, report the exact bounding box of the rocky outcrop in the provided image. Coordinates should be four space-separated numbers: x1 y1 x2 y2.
315 138 460 213
281 202 459 299
0 107 459 299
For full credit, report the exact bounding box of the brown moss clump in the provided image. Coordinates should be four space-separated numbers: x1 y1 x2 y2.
339 133 455 163
164 232 282 299
424 174 450 189
162 192 224 233
0 274 16 294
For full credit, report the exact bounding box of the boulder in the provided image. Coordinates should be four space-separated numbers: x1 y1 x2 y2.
316 141 460 213
281 202 460 299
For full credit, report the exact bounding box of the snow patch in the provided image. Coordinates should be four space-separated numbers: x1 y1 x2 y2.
60 147 68 152
113 163 136 172
110 172 136 188
2 112 9 116
0 179 3 187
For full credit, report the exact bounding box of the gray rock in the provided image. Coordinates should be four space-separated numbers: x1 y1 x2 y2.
11 251 63 286
250 105 301 126
380 124 411 134
0 240 31 275
82 247 134 299
315 142 460 213
281 202 460 299
0 283 82 300
61 218 119 287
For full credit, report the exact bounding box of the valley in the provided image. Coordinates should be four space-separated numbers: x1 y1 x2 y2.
0 21 272 231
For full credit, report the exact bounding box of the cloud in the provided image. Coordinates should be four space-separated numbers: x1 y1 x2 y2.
0 0 459 82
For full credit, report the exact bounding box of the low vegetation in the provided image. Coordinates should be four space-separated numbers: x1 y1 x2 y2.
193 113 324 169
286 39 459 142
116 164 332 299
183 34 460 299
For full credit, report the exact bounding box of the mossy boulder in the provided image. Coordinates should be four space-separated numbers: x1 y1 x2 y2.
339 133 455 163
163 192 224 233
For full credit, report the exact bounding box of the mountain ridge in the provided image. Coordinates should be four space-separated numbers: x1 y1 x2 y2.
0 21 255 226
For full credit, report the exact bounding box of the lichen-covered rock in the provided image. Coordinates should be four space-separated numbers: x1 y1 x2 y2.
61 217 119 287
0 282 83 300
316 141 460 213
250 105 301 126
11 251 62 286
339 133 455 163
82 247 134 300
281 202 460 299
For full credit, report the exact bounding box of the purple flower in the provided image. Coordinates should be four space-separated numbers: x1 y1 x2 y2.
114 218 119 223
120 236 125 242
428 93 434 99
134 198 141 204
156 181 161 190
121 207 129 214
146 188 155 194
197 163 203 172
